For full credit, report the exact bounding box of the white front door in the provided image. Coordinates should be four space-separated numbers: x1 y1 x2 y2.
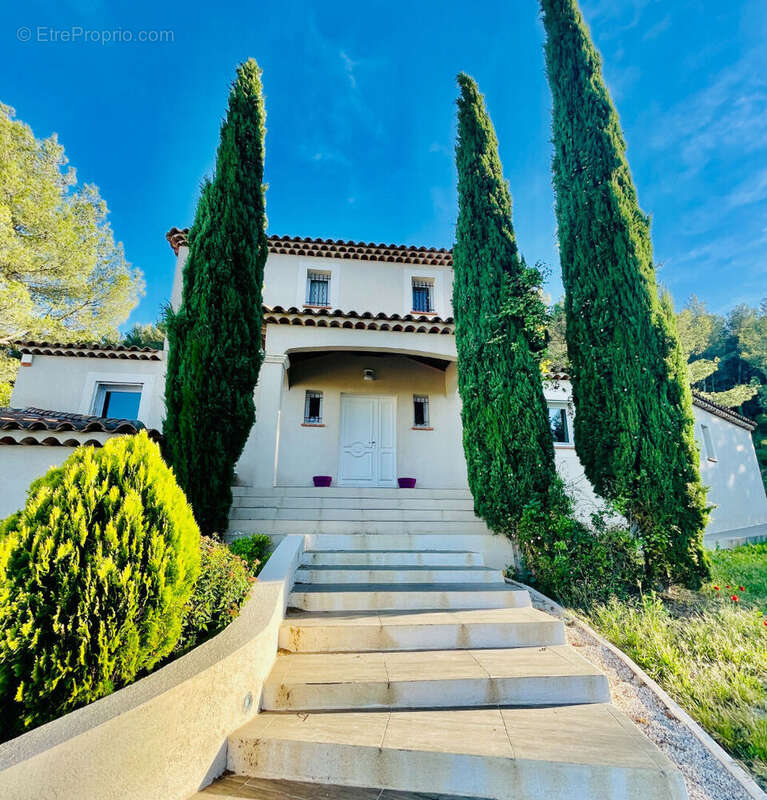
339 395 396 487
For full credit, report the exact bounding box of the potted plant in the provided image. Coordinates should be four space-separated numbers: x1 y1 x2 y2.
313 475 332 487
398 477 417 489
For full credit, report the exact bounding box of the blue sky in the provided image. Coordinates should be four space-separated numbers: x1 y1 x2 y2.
3 0 766 327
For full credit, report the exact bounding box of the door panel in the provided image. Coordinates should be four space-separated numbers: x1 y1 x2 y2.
377 397 396 486
339 395 397 487
339 397 376 484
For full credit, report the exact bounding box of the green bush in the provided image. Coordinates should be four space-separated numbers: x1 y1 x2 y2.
228 534 272 575
175 536 255 653
0 432 200 737
515 482 643 607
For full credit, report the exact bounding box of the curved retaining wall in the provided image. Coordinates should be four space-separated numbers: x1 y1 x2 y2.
0 534 304 800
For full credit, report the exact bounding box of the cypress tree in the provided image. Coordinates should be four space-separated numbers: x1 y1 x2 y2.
453 73 558 536
540 0 710 587
164 59 268 535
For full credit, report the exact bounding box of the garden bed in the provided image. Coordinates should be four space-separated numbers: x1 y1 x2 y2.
579 544 767 792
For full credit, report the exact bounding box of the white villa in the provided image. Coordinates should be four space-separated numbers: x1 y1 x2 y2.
2 228 766 550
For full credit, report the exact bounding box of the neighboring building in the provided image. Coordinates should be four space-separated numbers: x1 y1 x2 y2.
2 229 766 548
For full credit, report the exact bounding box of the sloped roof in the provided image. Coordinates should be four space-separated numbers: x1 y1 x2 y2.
0 407 162 446
544 368 756 431
263 305 454 334
14 341 163 360
165 228 453 267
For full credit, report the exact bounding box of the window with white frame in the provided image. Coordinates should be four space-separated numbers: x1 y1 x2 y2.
413 395 430 428
411 278 434 313
548 404 570 444
304 390 323 424
701 424 716 461
92 383 142 419
306 271 331 306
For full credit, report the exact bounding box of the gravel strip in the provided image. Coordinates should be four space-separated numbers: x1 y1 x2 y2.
509 580 764 800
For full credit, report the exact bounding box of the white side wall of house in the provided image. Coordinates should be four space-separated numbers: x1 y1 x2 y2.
10 355 166 431
693 405 767 535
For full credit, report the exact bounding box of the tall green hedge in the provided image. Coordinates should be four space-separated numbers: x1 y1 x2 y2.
0 432 200 737
541 0 710 587
164 58 268 536
453 73 558 537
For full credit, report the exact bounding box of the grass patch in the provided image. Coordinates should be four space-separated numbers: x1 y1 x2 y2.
581 543 767 787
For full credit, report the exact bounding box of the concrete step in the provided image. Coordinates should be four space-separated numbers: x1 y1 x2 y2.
193 774 484 799
301 550 484 567
262 646 610 711
231 487 474 499
228 519 491 535
230 507 481 522
288 583 531 612
227 705 687 800
295 565 501 585
232 496 476 511
279 607 566 652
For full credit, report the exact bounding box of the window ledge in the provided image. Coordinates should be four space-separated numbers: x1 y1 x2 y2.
301 423 326 427
412 426 434 431
411 310 437 315
303 304 331 309
554 443 575 449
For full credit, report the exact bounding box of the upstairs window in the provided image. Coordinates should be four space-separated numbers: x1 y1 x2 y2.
412 278 434 313
304 390 323 424
306 271 330 306
701 424 717 461
413 395 430 428
93 383 142 419
548 405 570 444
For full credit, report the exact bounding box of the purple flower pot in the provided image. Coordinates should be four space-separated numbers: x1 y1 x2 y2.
398 477 417 489
313 475 332 487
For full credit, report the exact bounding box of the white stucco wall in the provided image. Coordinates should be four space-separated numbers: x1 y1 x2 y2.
693 405 767 535
272 352 466 489
10 354 166 430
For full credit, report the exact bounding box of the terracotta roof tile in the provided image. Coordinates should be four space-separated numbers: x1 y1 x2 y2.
263 305 455 335
14 341 163 361
0 407 162 445
166 228 453 267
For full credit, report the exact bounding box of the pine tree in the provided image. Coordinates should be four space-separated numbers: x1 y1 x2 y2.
164 60 268 535
541 0 710 586
453 73 558 537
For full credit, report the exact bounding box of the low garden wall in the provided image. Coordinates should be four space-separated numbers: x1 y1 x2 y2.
0 534 304 800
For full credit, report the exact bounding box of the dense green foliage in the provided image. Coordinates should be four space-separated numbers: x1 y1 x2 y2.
164 59 268 535
229 534 272 576
452 74 557 536
121 320 167 350
0 103 142 404
587 543 767 786
175 536 255 654
515 484 643 607
541 0 709 587
0 432 200 737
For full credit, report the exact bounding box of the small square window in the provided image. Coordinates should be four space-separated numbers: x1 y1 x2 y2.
93 383 142 420
412 279 434 313
304 391 323 424
701 424 716 462
306 271 330 306
413 395 430 428
548 405 570 444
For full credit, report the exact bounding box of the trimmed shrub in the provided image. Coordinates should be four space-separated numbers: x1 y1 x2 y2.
515 482 643 607
175 536 255 653
229 534 272 576
0 432 200 737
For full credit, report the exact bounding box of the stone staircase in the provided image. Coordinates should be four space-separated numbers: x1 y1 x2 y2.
219 523 688 800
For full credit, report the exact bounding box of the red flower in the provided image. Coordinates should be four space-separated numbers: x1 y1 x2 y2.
726 584 731 588
763 620 767 627
731 595 739 603
739 586 746 592
713 585 720 591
